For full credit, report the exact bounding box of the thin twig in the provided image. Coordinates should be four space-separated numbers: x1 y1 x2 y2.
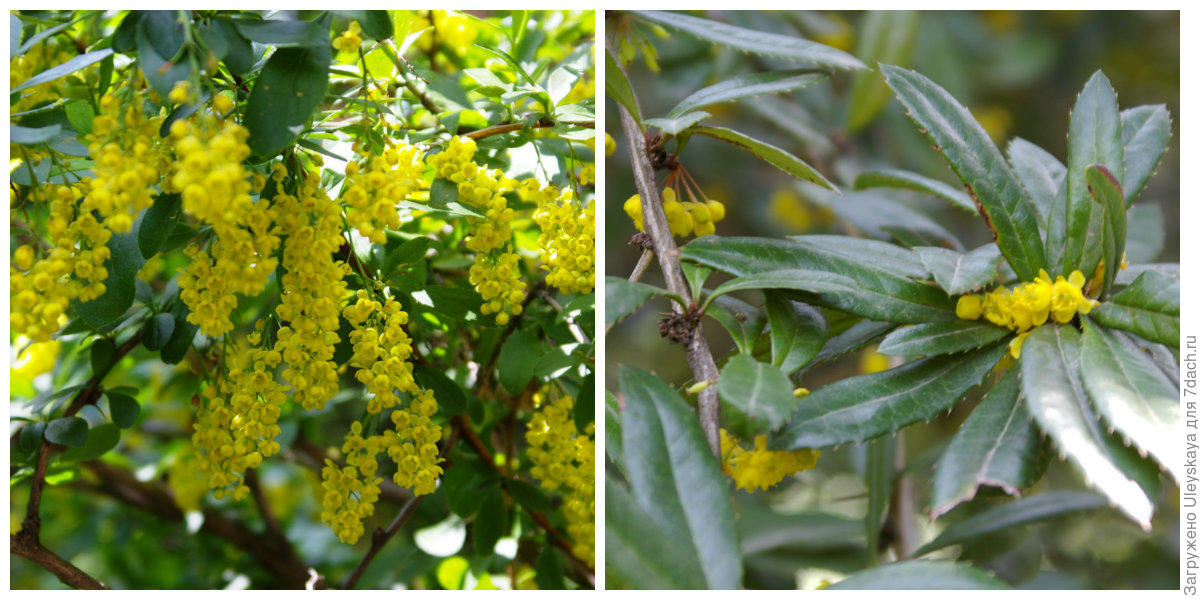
464 119 595 140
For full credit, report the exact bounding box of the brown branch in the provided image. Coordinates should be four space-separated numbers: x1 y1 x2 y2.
464 119 595 141
11 534 108 589
615 62 722 455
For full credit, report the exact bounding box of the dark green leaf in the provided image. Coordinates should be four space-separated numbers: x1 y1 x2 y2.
90 337 116 376
75 229 146 329
929 369 1042 516
1006 137 1064 228
604 276 679 326
234 17 328 47
764 293 826 375
11 48 113 94
60 423 120 462
1091 269 1179 346
1080 319 1180 484
534 546 565 590
878 320 1010 357
605 50 640 123
412 363 467 415
880 64 1044 281
45 416 88 447
853 168 976 214
717 354 795 439
141 313 176 351
136 15 189 98
1125 203 1164 263
690 126 836 191
1085 164 1125 297
444 464 494 517
619 366 743 589
810 320 895 367
864 436 894 559
18 422 46 454
497 329 541 394
244 37 331 160
334 11 393 40
705 268 860 310
137 193 180 258
829 560 1009 589
112 11 142 53
919 491 1105 556
1121 104 1171 205
574 372 594 433
105 392 141 429
845 11 919 132
705 295 765 355
383 236 432 276
506 479 553 512
208 17 255 75
605 479 708 589
668 70 826 118
473 486 507 556
914 244 1002 295
11 124 62 145
636 10 865 70
160 309 198 365
1019 323 1154 528
644 111 710 136
774 343 1005 448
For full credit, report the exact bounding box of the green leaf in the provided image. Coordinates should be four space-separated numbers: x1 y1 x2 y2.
914 244 1002 296
864 436 894 560
160 306 198 366
18 422 46 454
11 124 62 145
1120 104 1171 205
605 479 708 589
764 293 826 374
704 268 861 312
604 276 679 326
810 320 895 367
929 369 1042 516
636 10 866 70
845 11 919 132
89 337 116 376
206 17 255 75
334 11 393 40
644 111 710 136
668 70 826 119
112 11 142 53
605 391 623 465
11 48 113 94
497 329 541 395
690 126 836 191
506 479 553 512
412 363 467 415
74 228 146 329
1125 203 1164 263
105 392 141 429
917 491 1106 556
605 49 640 123
853 169 976 214
682 236 954 323
234 17 328 47
244 35 331 161
877 320 1010 357
60 423 121 462
534 546 565 590
443 464 494 517
705 295 765 356
137 193 180 258
880 64 1045 281
618 366 743 589
10 13 22 56
773 343 1005 448
1051 70 1124 278
136 14 189 98
828 560 1010 589
141 313 176 351
574 372 595 433
1085 164 1125 297
1080 319 1180 484
473 487 507 556
1019 323 1155 528
1091 269 1179 346
1006 137 1064 228
45 416 88 447
717 354 795 439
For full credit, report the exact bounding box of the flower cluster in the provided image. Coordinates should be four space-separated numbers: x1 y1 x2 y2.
381 388 444 496
342 142 425 244
86 93 171 233
191 342 288 499
320 422 385 544
530 181 596 295
719 429 820 492
273 172 351 410
956 269 1098 358
526 392 595 567
172 111 280 337
623 188 725 237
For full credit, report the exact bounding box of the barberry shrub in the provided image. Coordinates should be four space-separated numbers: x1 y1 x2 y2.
10 10 595 590
605 10 1178 590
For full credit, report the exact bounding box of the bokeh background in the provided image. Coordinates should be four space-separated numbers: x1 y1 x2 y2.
606 10 1179 589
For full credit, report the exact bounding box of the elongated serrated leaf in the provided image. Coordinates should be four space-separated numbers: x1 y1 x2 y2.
918 491 1106 555
11 48 113 94
606 479 708 589
705 268 859 310
690 126 837 191
682 236 954 323
605 49 640 123
865 436 894 559
1115 262 1178 287
774 343 1005 448
914 244 1002 295
244 33 331 161
605 276 679 326
1085 164 1125 297
1091 269 1179 346
619 366 743 589
846 11 919 132
880 64 1044 281
764 293 826 374
878 320 1010 357
1080 319 1180 484
717 354 795 439
669 70 825 118
810 320 895 367
234 17 328 47
829 560 1010 590
605 390 623 465
705 294 765 356
853 169 976 214
1051 70 1124 278
1125 203 1164 263
824 191 963 250
1019 324 1154 528
636 10 865 70
930 369 1041 516
1121 104 1171 205
644 111 709 136
1007 137 1064 229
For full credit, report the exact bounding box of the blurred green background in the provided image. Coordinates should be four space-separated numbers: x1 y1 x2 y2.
605 10 1178 589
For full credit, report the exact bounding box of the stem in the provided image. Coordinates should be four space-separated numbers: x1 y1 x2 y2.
615 66 722 455
11 535 108 590
464 119 595 140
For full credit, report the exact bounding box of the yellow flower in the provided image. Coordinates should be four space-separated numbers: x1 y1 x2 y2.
720 429 819 492
333 21 363 53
